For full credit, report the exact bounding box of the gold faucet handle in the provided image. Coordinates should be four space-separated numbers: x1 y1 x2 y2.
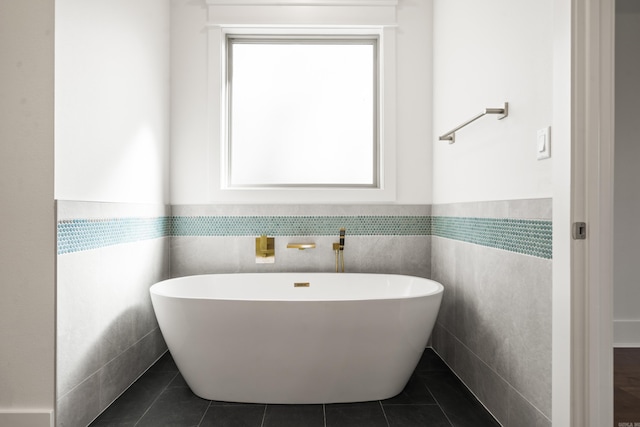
256 235 275 257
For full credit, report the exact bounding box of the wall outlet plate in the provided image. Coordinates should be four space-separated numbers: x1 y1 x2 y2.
537 127 551 160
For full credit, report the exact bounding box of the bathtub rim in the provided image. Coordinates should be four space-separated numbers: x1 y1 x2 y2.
150 272 443 303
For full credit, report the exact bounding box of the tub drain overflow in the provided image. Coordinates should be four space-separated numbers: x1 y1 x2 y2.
294 282 310 288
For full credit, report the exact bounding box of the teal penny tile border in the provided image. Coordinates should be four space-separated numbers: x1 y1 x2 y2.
57 217 172 255
170 215 431 237
431 216 552 259
57 215 552 259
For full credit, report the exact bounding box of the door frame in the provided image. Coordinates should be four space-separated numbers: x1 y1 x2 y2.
553 0 615 425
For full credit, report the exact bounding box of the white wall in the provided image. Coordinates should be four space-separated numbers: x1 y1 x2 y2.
170 0 432 205
0 0 56 425
396 1 432 204
432 0 553 204
54 0 172 423
55 0 171 204
614 0 640 346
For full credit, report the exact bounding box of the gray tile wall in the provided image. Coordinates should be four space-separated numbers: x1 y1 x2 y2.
430 198 552 427
56 201 170 427
170 204 432 279
56 199 552 427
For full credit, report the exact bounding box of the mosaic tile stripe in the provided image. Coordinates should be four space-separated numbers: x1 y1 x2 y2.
170 215 431 237
57 217 171 255
57 215 552 259
431 216 552 259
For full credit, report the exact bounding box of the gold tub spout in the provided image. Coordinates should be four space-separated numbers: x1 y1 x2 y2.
286 243 316 250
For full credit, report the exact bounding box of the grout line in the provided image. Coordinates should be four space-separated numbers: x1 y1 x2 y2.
76 338 169 426
323 404 327 427
260 404 268 427
133 371 179 426
378 401 391 427
434 324 549 425
196 400 213 427
421 389 455 427
430 332 506 426
59 328 163 402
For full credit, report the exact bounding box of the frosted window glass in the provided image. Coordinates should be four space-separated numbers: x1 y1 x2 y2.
228 39 377 187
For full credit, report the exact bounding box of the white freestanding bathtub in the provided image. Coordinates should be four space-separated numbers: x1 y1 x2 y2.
150 273 443 404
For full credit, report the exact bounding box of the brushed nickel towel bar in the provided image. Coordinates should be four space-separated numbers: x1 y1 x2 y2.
439 102 509 144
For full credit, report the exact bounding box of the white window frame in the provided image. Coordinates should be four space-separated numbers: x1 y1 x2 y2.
225 35 380 189
206 0 398 203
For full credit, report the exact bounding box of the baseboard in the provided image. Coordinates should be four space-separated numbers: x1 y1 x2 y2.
614 320 640 347
0 411 53 427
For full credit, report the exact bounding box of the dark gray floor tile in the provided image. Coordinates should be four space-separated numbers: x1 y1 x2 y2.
383 405 451 427
167 372 189 388
147 351 179 373
420 371 500 427
325 402 388 427
415 348 450 372
383 374 437 405
90 371 177 425
262 404 324 427
91 347 501 427
199 404 266 427
135 386 210 427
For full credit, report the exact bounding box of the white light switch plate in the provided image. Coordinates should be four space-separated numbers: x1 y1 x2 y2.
537 127 551 160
